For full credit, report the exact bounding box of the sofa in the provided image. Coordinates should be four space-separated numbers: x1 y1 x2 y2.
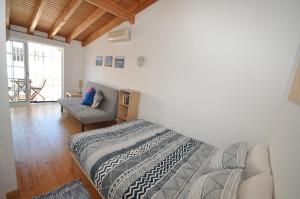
58 81 118 131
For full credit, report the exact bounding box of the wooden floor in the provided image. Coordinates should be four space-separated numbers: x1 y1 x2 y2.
10 103 112 199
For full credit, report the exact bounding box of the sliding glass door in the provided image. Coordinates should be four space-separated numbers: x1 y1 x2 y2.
28 42 63 102
6 40 63 103
6 41 29 103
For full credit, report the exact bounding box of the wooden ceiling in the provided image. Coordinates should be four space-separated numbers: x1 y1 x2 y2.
6 0 157 46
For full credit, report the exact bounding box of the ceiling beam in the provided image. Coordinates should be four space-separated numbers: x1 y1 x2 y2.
67 0 120 42
28 0 48 33
66 8 106 42
82 0 157 47
84 0 135 24
6 0 10 27
48 0 83 39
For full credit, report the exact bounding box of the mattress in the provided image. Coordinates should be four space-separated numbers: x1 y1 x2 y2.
69 120 246 199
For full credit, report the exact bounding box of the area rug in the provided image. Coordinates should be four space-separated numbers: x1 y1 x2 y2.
32 179 90 199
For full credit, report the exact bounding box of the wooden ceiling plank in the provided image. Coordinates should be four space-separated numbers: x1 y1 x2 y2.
28 0 48 33
82 17 123 47
6 0 10 27
66 8 105 42
133 0 157 14
85 0 135 24
82 0 157 47
48 0 83 38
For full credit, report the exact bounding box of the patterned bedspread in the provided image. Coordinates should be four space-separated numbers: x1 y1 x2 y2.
69 120 245 199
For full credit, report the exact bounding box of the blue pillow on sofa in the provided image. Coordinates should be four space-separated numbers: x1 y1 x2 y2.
81 87 96 106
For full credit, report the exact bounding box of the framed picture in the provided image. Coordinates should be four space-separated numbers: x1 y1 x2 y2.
115 56 125 68
104 56 113 67
95 56 103 66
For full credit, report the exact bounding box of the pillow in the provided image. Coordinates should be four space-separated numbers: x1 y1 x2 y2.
210 142 248 170
81 87 96 106
188 169 244 199
244 144 271 179
238 173 273 199
91 90 104 109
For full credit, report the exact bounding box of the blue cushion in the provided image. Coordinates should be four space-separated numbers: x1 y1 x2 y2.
81 87 96 106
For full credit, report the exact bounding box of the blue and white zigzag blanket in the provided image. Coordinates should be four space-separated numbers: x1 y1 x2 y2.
69 120 246 199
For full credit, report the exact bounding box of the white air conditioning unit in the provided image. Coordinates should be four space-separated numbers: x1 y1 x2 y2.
108 28 131 42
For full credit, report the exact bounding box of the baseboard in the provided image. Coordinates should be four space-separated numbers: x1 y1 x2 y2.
6 189 20 199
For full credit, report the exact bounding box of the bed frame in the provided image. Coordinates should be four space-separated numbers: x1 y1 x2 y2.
70 152 105 199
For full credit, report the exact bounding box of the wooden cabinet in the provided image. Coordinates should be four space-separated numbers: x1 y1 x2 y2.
117 89 140 123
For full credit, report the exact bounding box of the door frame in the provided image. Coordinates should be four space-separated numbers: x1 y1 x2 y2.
7 40 30 106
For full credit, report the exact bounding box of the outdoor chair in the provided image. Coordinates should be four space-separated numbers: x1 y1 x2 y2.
30 80 47 101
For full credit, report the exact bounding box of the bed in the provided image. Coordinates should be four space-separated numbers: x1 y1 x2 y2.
69 120 273 199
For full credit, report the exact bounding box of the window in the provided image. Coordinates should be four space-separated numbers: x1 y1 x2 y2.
34 51 39 61
12 46 24 62
6 41 27 102
28 42 63 101
33 51 45 62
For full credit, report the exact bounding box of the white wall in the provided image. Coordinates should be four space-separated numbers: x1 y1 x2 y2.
269 45 300 199
84 0 300 147
269 101 300 199
0 0 18 198
8 26 84 94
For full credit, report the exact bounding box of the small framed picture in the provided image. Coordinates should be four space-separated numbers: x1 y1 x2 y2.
104 56 113 67
115 56 125 68
95 56 103 66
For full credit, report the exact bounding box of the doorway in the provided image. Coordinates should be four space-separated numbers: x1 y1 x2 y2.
6 40 63 103
6 41 28 103
28 42 63 102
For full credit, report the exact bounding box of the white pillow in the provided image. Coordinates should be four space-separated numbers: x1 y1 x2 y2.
245 144 271 179
238 173 273 199
189 169 243 199
210 142 248 170
91 90 104 109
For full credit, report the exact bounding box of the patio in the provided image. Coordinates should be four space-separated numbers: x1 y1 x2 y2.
8 79 47 103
